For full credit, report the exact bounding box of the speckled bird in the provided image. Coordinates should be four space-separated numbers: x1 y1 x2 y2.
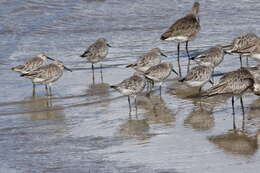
21 60 72 96
144 62 178 95
191 45 225 67
161 2 200 76
204 67 254 120
126 48 166 72
110 72 146 114
179 65 214 93
12 53 54 74
223 33 258 66
80 38 111 82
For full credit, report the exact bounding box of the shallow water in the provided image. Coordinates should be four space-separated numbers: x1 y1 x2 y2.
1 0 260 172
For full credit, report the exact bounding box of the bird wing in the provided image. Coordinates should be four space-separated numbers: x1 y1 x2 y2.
23 57 44 72
162 15 200 39
21 64 50 79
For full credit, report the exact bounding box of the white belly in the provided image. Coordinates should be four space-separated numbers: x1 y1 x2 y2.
32 78 45 83
165 36 189 43
251 53 260 61
186 80 207 87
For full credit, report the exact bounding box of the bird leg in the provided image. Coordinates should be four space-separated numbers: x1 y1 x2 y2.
100 63 103 83
128 96 132 113
48 85 52 96
186 41 191 73
159 85 162 98
45 84 48 95
134 96 138 118
240 96 245 131
32 83 36 97
246 56 249 67
211 69 215 84
198 87 202 95
92 63 95 84
239 55 242 67
177 43 182 77
232 96 236 130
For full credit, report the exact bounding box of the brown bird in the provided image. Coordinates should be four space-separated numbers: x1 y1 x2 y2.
161 2 200 76
204 68 254 129
223 33 258 67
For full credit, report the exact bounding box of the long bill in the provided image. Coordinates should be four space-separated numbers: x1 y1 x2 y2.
46 56 55 61
64 66 72 72
172 68 179 76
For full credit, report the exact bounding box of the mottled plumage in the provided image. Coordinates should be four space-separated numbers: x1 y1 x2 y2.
80 38 110 63
126 48 166 72
111 73 146 114
205 68 253 96
144 62 177 95
21 61 72 95
224 33 258 54
249 39 260 61
180 65 214 89
191 46 225 67
111 74 146 96
145 62 175 82
246 65 260 95
223 33 258 66
160 2 200 76
160 2 200 42
204 67 254 122
12 53 54 74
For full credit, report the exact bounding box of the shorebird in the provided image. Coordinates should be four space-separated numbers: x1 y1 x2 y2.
126 48 166 72
223 33 258 67
248 39 260 61
21 60 72 96
191 45 225 67
246 65 260 95
204 68 254 129
144 62 178 96
179 65 214 94
161 2 200 76
110 72 146 115
12 53 55 74
80 38 111 83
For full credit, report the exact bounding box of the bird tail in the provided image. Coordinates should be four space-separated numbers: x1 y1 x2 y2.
160 30 172 40
20 73 28 77
11 65 25 72
201 83 226 97
178 77 186 82
126 64 135 68
221 44 232 49
110 85 118 89
80 51 89 58
190 56 196 60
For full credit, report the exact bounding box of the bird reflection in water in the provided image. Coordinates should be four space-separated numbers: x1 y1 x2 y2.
138 93 175 125
209 107 258 155
22 96 64 121
209 130 257 155
86 82 110 108
248 98 260 120
118 119 151 140
184 106 214 131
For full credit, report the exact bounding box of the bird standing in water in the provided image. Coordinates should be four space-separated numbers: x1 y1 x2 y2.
161 2 201 77
80 38 111 83
21 60 72 96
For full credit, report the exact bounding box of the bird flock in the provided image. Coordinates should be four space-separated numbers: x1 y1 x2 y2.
11 2 260 124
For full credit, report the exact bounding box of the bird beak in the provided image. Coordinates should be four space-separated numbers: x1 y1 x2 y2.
64 66 72 72
46 56 55 61
107 43 112 47
172 68 178 76
160 52 167 57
